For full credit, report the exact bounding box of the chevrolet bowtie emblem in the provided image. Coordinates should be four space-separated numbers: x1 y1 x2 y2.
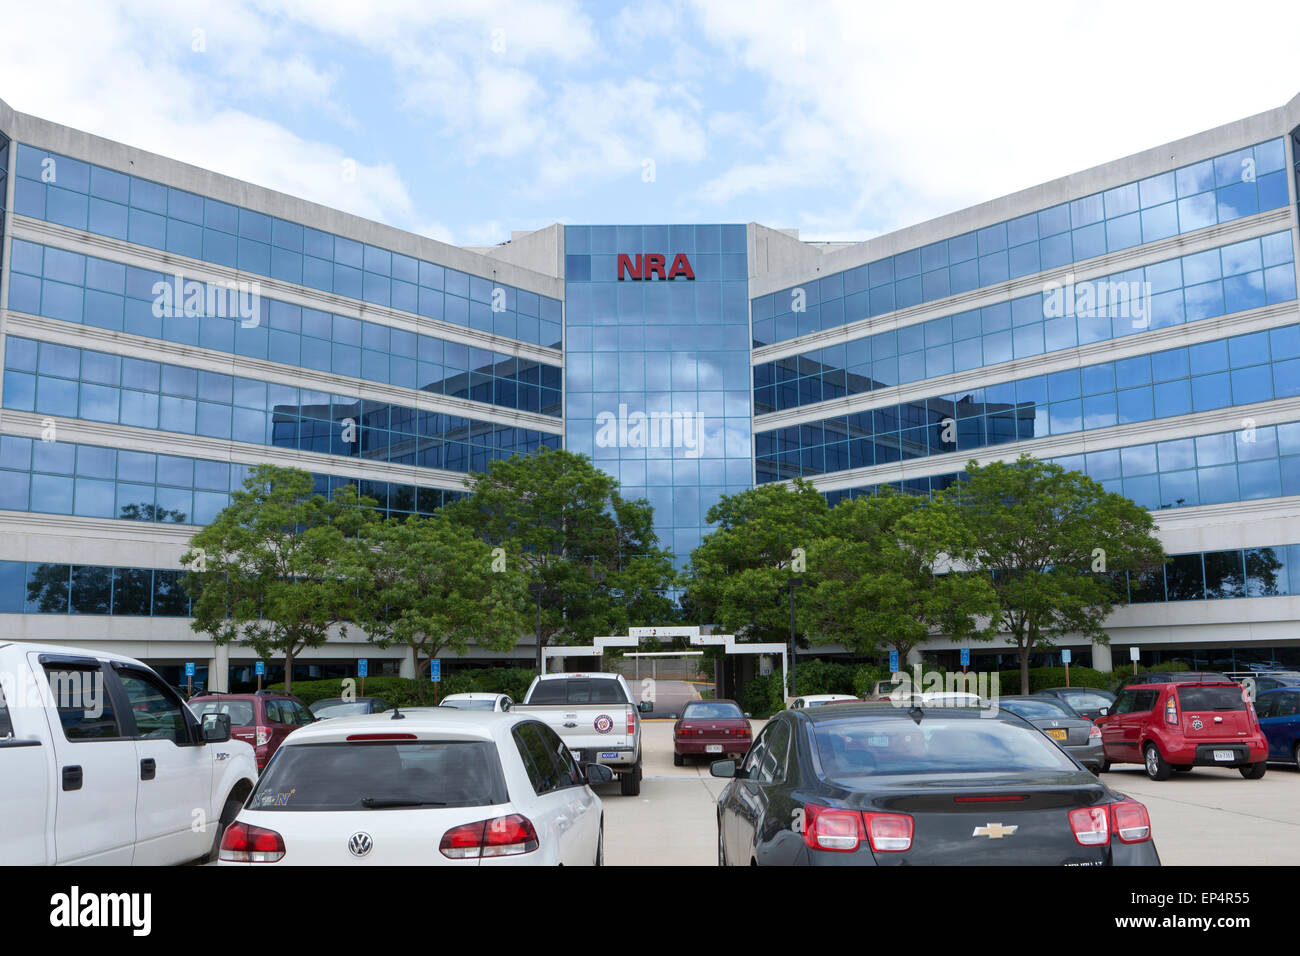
972 823 1018 839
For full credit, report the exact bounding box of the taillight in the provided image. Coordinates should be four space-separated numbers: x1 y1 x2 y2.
1088 724 1102 741
739 724 751 737
802 804 864 852
440 814 538 859
863 812 913 852
1110 800 1152 843
345 733 418 741
1165 696 1178 725
626 712 636 735
1069 806 1110 846
219 822 286 863
255 726 270 747
673 721 683 737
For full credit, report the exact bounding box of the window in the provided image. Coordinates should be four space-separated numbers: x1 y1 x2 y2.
264 700 285 724
43 664 121 740
117 669 191 743
756 720 790 784
1277 692 1300 717
514 722 561 794
1176 686 1245 712
1111 690 1137 715
537 723 583 788
741 728 769 777
1133 690 1159 713
525 678 628 705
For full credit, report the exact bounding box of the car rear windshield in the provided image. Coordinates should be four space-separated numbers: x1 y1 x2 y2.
1001 699 1074 720
250 741 509 811
813 716 1078 779
190 700 256 726
311 701 374 718
527 679 627 705
1176 685 1246 711
1061 692 1110 710
682 702 743 719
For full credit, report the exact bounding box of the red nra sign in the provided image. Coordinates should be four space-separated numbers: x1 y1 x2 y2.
617 253 695 281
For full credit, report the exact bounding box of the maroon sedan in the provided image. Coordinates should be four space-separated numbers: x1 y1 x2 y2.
674 699 752 766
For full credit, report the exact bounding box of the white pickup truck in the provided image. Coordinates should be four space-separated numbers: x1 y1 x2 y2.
514 672 651 796
0 641 258 865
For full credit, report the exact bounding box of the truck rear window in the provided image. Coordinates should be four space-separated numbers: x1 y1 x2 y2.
1176 686 1246 711
250 741 509 811
191 700 256 726
528 679 627 705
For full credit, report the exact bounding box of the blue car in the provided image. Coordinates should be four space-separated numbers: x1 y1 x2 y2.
1255 688 1300 767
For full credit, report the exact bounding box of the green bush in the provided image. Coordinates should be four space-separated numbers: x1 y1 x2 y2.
994 666 1112 695
792 659 858 696
852 663 892 697
738 673 784 718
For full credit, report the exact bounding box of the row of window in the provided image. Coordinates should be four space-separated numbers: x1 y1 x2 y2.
754 232 1297 414
0 433 467 525
564 280 752 332
2 337 563 474
755 324 1300 477
810 419 1300 514
564 223 748 256
10 144 563 349
7 541 1299 618
8 239 564 416
753 138 1290 345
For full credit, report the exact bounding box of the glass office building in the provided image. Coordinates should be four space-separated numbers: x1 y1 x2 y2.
2 92 1300 682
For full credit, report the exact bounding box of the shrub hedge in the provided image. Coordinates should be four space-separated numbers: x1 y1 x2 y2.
271 667 538 707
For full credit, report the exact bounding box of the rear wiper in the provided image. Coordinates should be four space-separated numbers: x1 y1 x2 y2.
359 797 448 808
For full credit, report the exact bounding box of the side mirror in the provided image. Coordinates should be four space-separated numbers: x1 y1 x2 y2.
744 713 752 719
202 712 231 743
502 701 511 712
585 764 614 786
638 700 653 713
710 759 737 779
1098 707 1109 717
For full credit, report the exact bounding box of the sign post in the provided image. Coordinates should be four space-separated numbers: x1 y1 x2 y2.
255 660 264 693
431 658 441 704
185 662 195 697
358 658 368 699
1061 648 1072 687
1130 646 1140 676
960 647 970 674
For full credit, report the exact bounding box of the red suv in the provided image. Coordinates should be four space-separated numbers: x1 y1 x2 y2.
1096 680 1268 780
187 691 315 771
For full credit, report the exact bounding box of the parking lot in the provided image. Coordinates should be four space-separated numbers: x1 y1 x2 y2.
596 709 1300 866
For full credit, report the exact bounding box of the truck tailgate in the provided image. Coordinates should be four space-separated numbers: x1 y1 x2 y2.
513 704 633 752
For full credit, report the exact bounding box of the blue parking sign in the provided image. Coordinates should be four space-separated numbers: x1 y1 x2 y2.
255 661 265 676
185 662 195 677
960 648 970 667
431 659 441 682
1062 649 1072 664
358 658 368 678
889 650 899 673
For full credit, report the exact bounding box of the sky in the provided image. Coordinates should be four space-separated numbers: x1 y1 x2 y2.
2 0 1299 248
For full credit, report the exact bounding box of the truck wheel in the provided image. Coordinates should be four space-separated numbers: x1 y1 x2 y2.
1144 743 1172 781
620 766 641 796
673 752 683 767
1239 761 1267 779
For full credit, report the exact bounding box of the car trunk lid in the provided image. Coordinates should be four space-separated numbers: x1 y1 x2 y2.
1175 684 1253 740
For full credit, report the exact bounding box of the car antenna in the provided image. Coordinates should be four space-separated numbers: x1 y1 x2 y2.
908 691 924 725
391 706 405 720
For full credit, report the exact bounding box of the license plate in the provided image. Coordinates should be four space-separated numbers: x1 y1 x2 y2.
706 744 723 753
599 752 619 759
1046 728 1068 741
1213 750 1236 762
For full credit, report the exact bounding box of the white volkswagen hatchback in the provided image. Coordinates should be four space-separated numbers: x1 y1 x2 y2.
219 708 609 865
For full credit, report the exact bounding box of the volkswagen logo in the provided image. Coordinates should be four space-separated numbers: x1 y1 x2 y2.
348 832 373 857
594 714 614 734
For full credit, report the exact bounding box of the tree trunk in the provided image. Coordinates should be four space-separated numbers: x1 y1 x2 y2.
1018 642 1031 695
284 647 295 693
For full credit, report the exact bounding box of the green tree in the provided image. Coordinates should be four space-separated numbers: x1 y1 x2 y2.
810 490 1000 662
682 479 830 649
355 515 532 702
943 456 1166 694
182 465 375 692
447 448 677 665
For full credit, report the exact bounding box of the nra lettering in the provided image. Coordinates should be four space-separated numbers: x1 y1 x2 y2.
617 253 695 281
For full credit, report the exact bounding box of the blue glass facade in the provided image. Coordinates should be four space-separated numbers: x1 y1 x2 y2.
11 145 564 349
564 224 752 566
752 138 1290 346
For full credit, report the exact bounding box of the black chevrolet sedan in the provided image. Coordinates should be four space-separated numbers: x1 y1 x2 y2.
713 702 1159 866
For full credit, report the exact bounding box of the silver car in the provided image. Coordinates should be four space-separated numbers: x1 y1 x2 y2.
997 696 1105 773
